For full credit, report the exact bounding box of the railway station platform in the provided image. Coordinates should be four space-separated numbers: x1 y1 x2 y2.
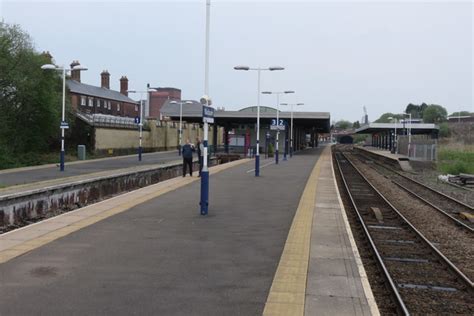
0 150 181 187
354 146 413 172
0 146 378 315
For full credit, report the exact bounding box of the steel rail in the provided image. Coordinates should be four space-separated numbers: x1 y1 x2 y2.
342 152 474 289
355 152 473 211
392 180 474 232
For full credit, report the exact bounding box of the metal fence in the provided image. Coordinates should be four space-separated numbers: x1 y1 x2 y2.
398 135 437 161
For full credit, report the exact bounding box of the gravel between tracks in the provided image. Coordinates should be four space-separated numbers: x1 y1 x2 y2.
348 153 474 281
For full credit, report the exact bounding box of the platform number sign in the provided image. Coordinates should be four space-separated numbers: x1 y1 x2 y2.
202 105 215 124
270 119 286 130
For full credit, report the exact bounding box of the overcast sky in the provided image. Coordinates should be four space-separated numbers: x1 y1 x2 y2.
1 0 472 122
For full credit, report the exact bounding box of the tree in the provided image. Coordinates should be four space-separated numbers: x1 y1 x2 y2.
449 111 473 117
423 104 447 123
438 122 450 138
334 120 352 130
0 22 61 166
353 121 360 128
374 113 404 123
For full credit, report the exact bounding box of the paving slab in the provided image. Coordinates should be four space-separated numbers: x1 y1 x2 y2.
0 149 322 316
305 147 378 316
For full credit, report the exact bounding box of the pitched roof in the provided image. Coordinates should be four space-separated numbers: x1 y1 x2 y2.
67 80 137 104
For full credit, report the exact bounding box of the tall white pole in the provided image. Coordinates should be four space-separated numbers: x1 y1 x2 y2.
255 68 261 176
60 67 66 171
179 101 183 156
408 113 412 157
205 0 210 95
275 93 280 164
290 103 294 157
139 92 143 161
201 0 211 215
394 119 398 154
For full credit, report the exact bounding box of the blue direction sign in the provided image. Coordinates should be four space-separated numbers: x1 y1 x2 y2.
270 119 286 130
134 116 140 124
60 121 69 129
202 105 215 123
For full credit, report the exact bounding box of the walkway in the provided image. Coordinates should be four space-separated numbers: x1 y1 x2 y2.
0 150 180 187
0 146 377 315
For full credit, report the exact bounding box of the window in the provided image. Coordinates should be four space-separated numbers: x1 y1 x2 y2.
88 97 93 107
117 103 121 111
81 96 86 106
97 99 101 108
108 101 111 110
135 105 138 112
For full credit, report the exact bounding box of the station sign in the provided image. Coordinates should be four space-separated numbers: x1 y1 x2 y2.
60 121 69 129
134 116 140 124
270 119 286 130
202 105 215 124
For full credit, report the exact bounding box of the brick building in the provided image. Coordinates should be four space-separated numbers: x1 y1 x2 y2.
67 61 139 118
147 87 181 119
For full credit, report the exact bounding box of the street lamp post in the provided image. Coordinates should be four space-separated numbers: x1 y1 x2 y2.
128 88 157 161
234 65 285 175
170 100 193 155
199 0 212 216
388 116 398 154
262 90 294 164
281 102 304 158
41 63 88 171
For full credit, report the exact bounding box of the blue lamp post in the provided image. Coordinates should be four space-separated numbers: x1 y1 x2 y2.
170 100 194 156
41 63 88 171
261 90 294 164
127 88 157 161
233 66 285 175
281 102 304 158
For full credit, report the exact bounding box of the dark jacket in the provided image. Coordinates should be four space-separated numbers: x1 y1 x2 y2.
182 144 194 159
196 141 202 157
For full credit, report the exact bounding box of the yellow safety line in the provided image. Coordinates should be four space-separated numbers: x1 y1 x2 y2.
0 159 250 264
262 146 329 316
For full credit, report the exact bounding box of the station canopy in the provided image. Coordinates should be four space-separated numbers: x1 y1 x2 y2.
355 122 439 135
160 102 331 133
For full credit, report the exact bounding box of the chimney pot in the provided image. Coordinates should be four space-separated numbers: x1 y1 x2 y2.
70 60 81 82
120 76 129 96
100 70 110 89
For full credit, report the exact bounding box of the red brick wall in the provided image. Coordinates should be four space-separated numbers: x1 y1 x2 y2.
148 88 181 118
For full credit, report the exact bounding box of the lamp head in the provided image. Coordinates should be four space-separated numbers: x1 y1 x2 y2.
72 65 88 71
269 66 284 71
261 91 272 94
127 90 137 93
200 95 212 106
297 103 304 105
284 90 295 94
41 64 57 70
234 65 250 71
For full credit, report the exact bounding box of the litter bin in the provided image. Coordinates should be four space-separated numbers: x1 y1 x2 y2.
77 145 86 160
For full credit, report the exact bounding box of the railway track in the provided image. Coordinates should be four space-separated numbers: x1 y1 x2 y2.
334 150 473 315
352 150 474 231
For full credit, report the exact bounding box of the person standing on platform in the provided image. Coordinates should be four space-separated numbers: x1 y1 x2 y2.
196 137 204 177
182 139 194 177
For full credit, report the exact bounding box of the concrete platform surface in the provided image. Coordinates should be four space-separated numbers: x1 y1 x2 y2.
305 149 378 316
0 149 322 315
0 150 181 187
0 146 378 315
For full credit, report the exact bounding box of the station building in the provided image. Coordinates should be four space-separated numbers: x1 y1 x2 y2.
160 101 331 154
